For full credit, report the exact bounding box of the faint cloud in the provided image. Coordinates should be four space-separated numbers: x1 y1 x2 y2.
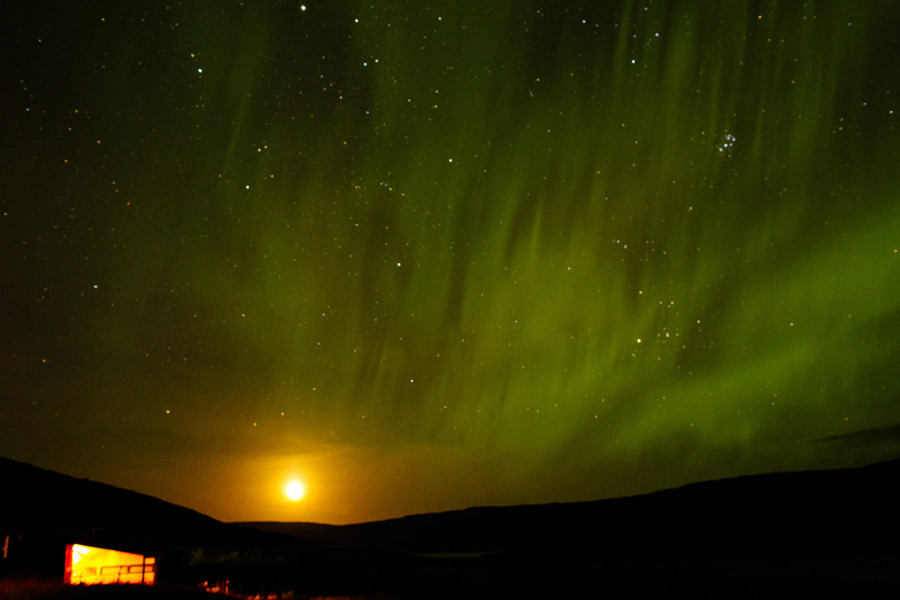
815 424 900 447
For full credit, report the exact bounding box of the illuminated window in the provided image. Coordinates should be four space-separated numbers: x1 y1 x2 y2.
64 544 156 586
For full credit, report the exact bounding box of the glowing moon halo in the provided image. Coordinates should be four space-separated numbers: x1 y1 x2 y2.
285 480 305 501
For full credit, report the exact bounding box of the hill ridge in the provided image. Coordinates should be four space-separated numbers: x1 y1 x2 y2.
237 456 900 554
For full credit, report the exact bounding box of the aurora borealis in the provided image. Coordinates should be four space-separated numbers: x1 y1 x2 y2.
2 0 899 525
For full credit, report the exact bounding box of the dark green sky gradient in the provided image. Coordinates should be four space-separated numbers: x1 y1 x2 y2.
2 0 899 523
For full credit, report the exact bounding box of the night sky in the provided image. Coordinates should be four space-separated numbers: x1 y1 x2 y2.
2 1 899 525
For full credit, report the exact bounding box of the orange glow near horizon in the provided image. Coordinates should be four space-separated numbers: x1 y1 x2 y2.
137 446 493 525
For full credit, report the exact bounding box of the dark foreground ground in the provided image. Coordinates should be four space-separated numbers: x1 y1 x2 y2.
0 579 209 600
3 551 900 600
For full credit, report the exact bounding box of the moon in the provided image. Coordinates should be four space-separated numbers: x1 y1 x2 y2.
285 480 305 501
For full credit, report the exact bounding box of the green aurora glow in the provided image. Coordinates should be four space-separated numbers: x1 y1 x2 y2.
2 0 899 523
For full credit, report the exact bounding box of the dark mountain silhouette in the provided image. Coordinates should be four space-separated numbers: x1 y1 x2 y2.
3 455 900 598
237 458 900 598
240 457 900 555
1 456 246 552
0 457 392 596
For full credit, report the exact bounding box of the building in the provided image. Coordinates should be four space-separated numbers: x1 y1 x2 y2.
64 543 156 585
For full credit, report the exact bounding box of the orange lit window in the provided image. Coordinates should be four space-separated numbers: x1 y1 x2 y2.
64 544 155 586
